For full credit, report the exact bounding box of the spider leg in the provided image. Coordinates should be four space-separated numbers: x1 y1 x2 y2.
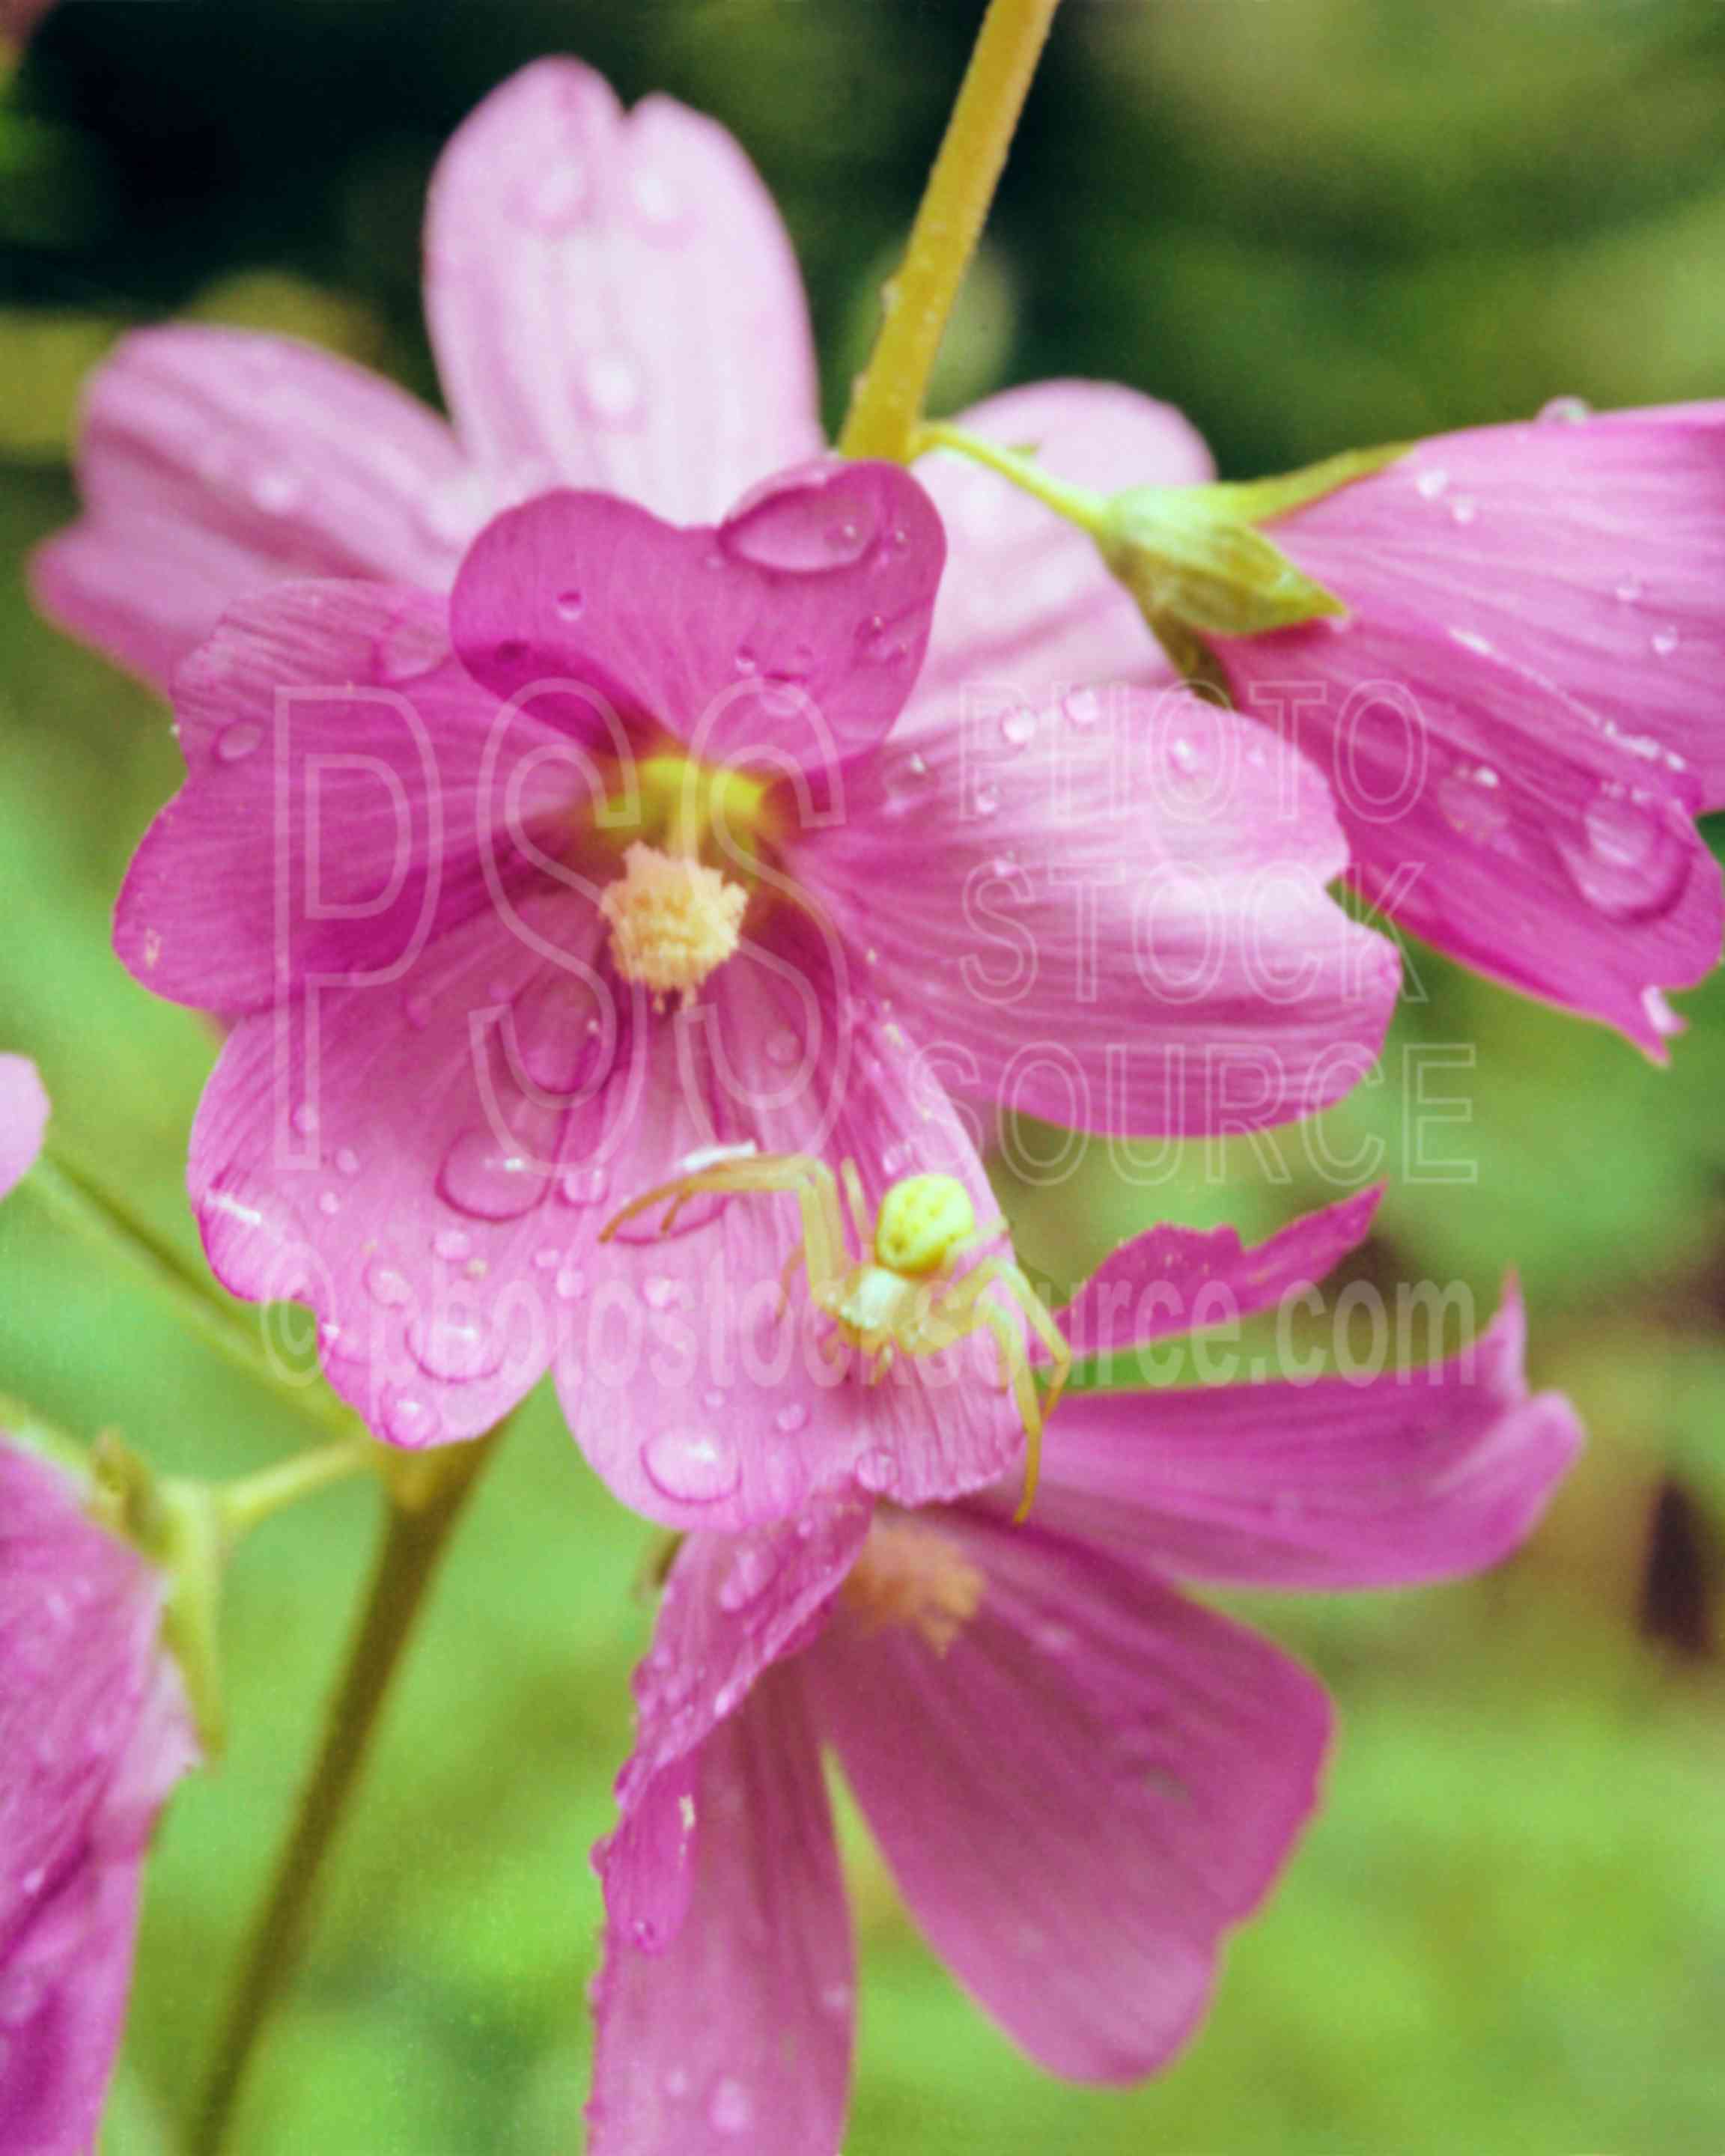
775 1237 806 1322
839 1158 873 1252
914 1257 1072 1521
976 1301 1045 1523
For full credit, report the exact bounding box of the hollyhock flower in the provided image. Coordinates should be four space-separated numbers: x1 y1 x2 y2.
81 57 1397 1527
586 1190 1583 2151
976 400 1725 1053
0 1437 198 2154
0 1054 49 1200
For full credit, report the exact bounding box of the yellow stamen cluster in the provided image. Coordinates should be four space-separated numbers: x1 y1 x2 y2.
598 841 749 1000
842 1515 987 1654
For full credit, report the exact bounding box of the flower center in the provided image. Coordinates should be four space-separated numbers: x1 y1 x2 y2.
588 753 775 1002
842 1515 986 1654
598 841 748 999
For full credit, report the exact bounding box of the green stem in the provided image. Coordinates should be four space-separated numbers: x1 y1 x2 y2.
213 1439 379 1541
191 1429 503 2156
21 1150 358 1441
913 418 1103 523
837 0 1065 462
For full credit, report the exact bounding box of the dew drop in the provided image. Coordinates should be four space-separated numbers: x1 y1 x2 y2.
972 784 1000 818
215 721 263 764
765 1026 803 1070
335 1146 360 1177
383 1392 441 1449
433 1226 472 1262
408 1310 503 1383
554 1267 587 1300
439 1127 550 1220
198 1179 311 1302
734 643 759 675
702 1387 728 1410
365 1259 413 1309
1064 686 1102 728
1614 575 1644 606
641 1428 741 1505
250 467 305 515
857 613 913 666
855 1447 898 1494
1537 394 1592 425
717 1543 776 1613
630 163 683 231
707 2077 754 2136
722 478 877 570
1651 624 1681 658
556 588 585 621
774 1401 808 1434
290 1102 319 1138
1436 762 1509 846
1448 627 1494 657
1643 985 1682 1039
1413 466 1449 500
517 162 590 232
558 1163 610 1208
1448 495 1478 526
642 1275 681 1311
1000 707 1036 749
583 350 645 424
1558 783 1691 921
317 1190 341 1217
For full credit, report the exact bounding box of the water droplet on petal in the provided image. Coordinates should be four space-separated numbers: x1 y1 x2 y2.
516 162 590 232
554 1266 587 1300
765 1027 803 1070
707 2075 754 2135
1614 575 1644 606
855 1448 898 1494
250 467 305 515
774 1401 808 1434
198 1179 311 1302
1537 394 1592 425
365 1259 413 1309
1558 782 1691 921
630 162 684 232
558 1164 610 1208
642 1428 741 1505
1448 627 1493 657
717 1542 777 1613
1448 495 1478 526
1414 466 1449 501
290 1102 319 1138
433 1227 472 1261
583 350 644 425
1651 624 1681 657
215 722 263 764
972 784 1000 818
721 474 877 571
383 1392 442 1449
1643 985 1682 1039
642 1276 681 1311
335 1146 360 1177
317 1190 341 1217
1000 707 1036 749
439 1127 550 1220
1436 762 1509 846
556 588 585 621
408 1310 503 1383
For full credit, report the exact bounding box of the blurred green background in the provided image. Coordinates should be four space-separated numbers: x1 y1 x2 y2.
4 1 1725 2149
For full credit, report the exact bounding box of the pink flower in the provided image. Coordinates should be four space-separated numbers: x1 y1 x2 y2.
0 1439 198 2155
587 1191 1583 2150
0 1056 48 1202
82 59 1396 1525
0 0 54 47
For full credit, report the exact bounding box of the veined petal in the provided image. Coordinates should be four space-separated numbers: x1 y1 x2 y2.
31 328 467 693
1052 1187 1384 1366
0 1056 49 1201
115 582 574 1014
450 466 943 772
803 680 1399 1135
597 1500 868 1955
1030 1285 1583 1589
588 1666 853 2156
1273 409 1725 806
1219 597 1723 1053
425 58 822 524
812 1508 1329 2082
911 378 1212 704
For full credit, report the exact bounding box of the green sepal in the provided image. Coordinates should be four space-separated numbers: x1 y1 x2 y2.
1098 441 1409 642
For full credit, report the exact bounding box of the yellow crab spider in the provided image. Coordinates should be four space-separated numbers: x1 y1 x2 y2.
599 1154 1072 1521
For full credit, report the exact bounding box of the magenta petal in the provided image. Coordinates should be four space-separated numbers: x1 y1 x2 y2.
1032 1285 1583 1589
451 465 943 771
803 681 1400 1134
115 582 574 1014
0 1443 198 2153
813 1511 1329 2082
425 58 822 523
559 940 1017 1532
1220 594 1723 1052
597 1499 868 1953
0 1056 49 1201
1277 409 1725 806
588 1666 853 2156
912 378 1211 703
31 327 468 693
1053 1188 1384 1364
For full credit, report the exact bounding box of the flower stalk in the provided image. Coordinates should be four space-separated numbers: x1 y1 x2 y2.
191 1426 505 2156
837 0 1064 462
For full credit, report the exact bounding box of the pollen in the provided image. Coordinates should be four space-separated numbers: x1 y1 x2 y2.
842 1515 986 1654
598 841 749 999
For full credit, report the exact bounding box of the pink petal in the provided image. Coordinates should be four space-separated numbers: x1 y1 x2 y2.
0 1443 197 2153
597 1499 868 1953
0 1056 49 1201
1219 595 1722 1053
812 1509 1329 2081
1052 1187 1384 1364
911 378 1212 703
559 915 1020 1532
31 327 467 693
1274 408 1725 805
114 581 574 1014
1031 1285 1583 1589
450 464 944 771
425 59 822 525
801 680 1401 1134
588 1666 853 2156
